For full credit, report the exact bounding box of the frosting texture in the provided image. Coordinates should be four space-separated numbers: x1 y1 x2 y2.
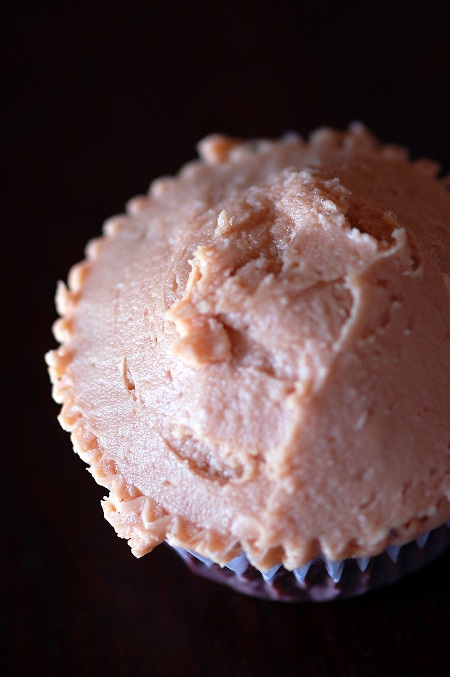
47 125 450 570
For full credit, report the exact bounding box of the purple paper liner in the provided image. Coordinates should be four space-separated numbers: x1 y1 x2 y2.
173 522 450 602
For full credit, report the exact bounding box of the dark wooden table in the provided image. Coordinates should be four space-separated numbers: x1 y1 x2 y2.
2 2 450 675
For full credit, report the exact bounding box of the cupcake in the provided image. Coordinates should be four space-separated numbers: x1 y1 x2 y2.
46 124 450 601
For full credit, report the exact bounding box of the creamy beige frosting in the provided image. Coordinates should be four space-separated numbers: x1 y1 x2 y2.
47 124 450 570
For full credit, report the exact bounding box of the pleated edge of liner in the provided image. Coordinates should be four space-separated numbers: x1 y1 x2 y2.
173 520 450 585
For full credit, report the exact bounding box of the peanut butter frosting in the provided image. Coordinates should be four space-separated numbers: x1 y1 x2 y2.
47 124 450 571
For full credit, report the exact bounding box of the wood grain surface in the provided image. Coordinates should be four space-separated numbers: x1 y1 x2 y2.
2 2 450 675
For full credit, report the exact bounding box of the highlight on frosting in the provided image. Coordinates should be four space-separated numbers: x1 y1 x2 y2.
46 124 450 572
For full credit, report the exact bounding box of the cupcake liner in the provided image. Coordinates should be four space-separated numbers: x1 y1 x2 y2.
172 521 450 602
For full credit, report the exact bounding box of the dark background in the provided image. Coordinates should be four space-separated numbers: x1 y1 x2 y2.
2 1 450 675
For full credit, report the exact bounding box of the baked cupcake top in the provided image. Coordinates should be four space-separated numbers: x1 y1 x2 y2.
47 124 450 571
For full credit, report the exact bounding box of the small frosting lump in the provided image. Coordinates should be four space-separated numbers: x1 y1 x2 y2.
47 124 450 571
